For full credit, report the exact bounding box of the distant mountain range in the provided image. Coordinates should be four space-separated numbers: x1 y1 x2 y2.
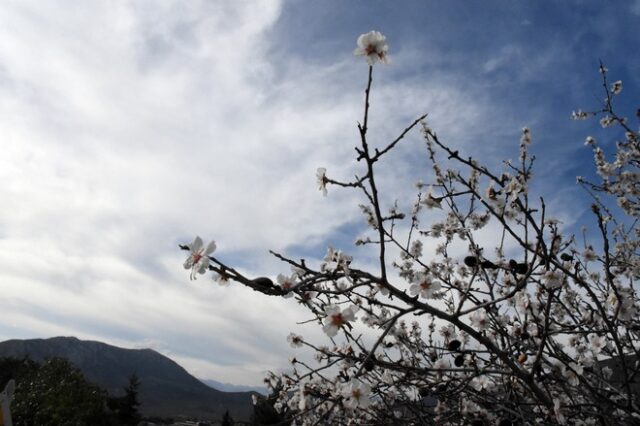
202 378 268 395
0 336 255 421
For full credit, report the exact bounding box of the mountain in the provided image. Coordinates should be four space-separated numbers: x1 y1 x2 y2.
203 378 268 395
0 336 254 421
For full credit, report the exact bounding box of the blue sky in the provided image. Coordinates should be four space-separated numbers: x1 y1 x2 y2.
0 1 638 386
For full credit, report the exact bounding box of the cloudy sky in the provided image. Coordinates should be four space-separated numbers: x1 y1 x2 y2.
0 1 638 386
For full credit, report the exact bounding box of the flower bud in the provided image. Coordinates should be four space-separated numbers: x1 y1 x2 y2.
464 256 478 267
447 340 461 351
481 260 498 270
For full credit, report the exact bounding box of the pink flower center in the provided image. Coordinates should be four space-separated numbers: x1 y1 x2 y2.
365 44 376 55
331 313 344 326
420 280 431 289
192 253 203 264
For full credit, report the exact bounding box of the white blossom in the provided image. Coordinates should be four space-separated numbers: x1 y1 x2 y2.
353 31 389 65
409 272 441 299
322 305 357 337
287 333 304 348
183 236 216 280
432 358 450 371
277 273 296 298
582 246 598 262
600 116 613 128
469 309 489 330
542 269 565 289
341 380 372 409
554 398 566 424
421 186 443 209
611 80 623 94
213 271 230 286
589 334 606 354
316 167 328 196
571 109 589 120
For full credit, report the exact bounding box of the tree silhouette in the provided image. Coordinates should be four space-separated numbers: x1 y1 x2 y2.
221 409 234 426
108 373 142 425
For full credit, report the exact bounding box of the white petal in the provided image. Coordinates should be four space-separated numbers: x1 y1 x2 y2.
204 240 217 255
190 236 203 252
183 257 194 269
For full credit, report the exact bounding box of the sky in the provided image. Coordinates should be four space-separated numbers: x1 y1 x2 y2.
0 1 638 386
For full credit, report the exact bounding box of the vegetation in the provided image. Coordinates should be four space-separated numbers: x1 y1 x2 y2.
222 409 234 426
0 357 141 426
108 373 142 425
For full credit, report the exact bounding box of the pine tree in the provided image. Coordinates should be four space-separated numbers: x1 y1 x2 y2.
108 373 141 425
221 409 234 426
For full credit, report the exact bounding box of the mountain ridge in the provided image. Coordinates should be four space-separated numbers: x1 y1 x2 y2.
0 336 254 421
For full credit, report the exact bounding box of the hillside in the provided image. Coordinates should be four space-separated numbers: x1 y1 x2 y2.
0 336 254 421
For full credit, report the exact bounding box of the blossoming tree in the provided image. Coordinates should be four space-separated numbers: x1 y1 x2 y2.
180 32 639 425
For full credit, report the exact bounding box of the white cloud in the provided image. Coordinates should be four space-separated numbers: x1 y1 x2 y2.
0 1 572 386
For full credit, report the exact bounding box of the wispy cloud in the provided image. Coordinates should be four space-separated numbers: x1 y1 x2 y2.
0 1 637 385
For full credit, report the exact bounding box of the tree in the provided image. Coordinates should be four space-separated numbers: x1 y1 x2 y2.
221 409 234 426
180 31 640 425
108 373 142 426
2 357 113 425
250 383 289 426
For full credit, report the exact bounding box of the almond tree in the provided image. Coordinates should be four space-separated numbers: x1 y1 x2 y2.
180 32 639 425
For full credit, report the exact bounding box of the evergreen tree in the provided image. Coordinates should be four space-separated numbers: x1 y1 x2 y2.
221 409 234 426
108 373 142 425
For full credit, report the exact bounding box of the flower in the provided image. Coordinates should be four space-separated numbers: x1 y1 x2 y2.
322 246 353 277
571 109 589 120
354 31 389 65
213 271 231 286
322 305 356 337
611 80 623 95
277 273 296 298
432 358 450 371
589 334 606 354
409 240 423 258
582 246 597 262
316 167 328 196
469 309 489 330
421 186 442 209
183 236 216 280
542 269 564 289
521 127 532 145
287 333 304 348
554 398 566 425
341 380 372 409
562 362 583 386
600 116 613 128
472 375 490 390
300 290 317 304
409 272 441 299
